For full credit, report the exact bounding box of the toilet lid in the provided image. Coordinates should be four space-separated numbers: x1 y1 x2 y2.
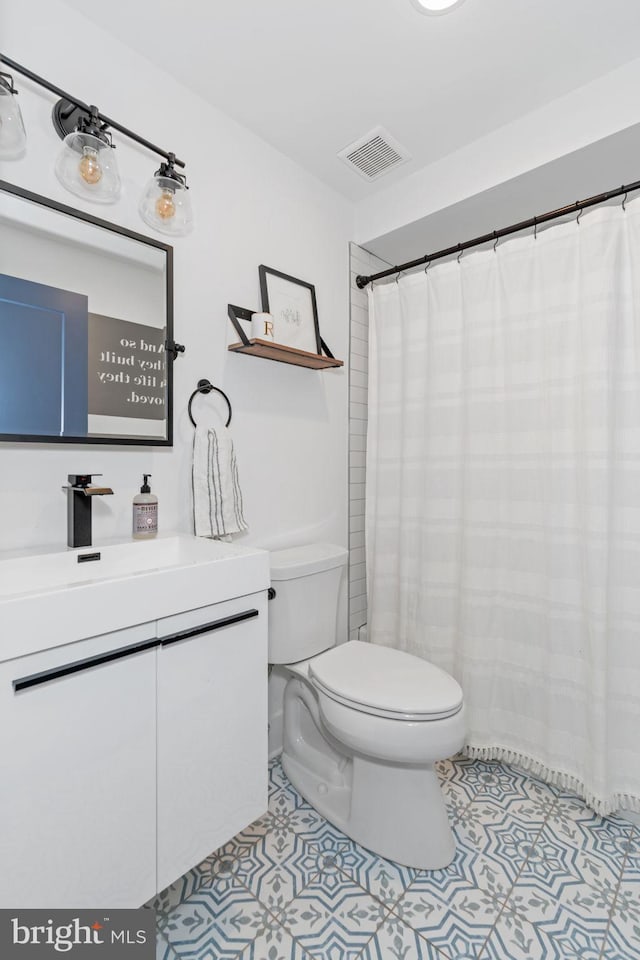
309 641 463 721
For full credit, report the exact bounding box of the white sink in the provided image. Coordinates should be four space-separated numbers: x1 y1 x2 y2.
0 535 269 661
0 535 249 598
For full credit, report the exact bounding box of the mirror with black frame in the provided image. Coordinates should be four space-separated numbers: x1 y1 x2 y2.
0 180 174 445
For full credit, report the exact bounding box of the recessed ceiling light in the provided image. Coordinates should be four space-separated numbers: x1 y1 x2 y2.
410 0 467 14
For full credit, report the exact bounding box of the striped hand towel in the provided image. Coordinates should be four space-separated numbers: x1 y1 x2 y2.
193 425 248 538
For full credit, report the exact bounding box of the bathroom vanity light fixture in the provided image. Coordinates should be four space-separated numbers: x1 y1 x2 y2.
0 53 193 235
0 70 27 159
139 153 193 237
53 103 121 203
410 0 467 13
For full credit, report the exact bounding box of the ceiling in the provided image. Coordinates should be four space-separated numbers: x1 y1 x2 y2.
63 0 640 202
365 123 640 266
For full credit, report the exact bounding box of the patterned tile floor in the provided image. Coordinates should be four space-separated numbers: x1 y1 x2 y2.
151 756 640 960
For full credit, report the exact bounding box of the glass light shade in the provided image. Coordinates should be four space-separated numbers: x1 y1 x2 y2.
139 173 193 236
410 0 466 13
54 131 121 203
0 85 27 160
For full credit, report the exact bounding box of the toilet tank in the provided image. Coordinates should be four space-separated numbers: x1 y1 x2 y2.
268 543 348 664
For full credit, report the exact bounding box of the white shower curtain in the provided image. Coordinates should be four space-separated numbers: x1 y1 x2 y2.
366 198 640 814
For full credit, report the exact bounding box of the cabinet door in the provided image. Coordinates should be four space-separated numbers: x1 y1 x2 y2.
0 624 157 909
157 592 268 891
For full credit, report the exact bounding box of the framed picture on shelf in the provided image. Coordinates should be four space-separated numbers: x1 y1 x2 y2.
258 265 321 354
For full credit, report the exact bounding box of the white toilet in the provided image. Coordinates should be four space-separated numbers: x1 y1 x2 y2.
269 542 465 870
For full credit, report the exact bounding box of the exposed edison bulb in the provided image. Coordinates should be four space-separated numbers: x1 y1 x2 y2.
56 131 120 202
139 168 193 235
155 189 176 220
79 145 102 185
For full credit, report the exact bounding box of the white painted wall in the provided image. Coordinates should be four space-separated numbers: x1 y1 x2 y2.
0 0 353 636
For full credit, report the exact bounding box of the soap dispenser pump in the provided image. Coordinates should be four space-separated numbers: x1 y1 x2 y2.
133 474 158 540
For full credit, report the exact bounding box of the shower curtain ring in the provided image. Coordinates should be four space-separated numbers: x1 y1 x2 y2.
576 205 584 226
533 217 537 240
493 231 499 252
456 244 463 264
622 189 628 212
395 270 405 283
424 260 432 275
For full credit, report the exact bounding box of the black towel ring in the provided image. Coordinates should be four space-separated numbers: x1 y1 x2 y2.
188 379 232 428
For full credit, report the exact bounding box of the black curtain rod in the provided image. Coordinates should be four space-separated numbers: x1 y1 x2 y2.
0 53 185 169
355 179 640 288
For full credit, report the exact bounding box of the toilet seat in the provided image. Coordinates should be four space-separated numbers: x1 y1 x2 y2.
309 641 463 721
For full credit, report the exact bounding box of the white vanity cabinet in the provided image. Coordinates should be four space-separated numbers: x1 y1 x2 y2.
157 593 268 891
0 623 158 908
0 545 269 910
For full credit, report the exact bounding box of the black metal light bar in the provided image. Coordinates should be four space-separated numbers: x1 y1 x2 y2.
0 52 185 169
355 179 640 288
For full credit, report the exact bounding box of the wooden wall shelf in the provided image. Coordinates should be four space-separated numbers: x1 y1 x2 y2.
228 339 344 369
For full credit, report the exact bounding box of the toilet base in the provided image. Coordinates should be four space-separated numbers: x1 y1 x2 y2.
282 675 457 870
283 750 455 870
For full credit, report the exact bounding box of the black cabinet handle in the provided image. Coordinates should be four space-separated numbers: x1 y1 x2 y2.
13 637 160 692
13 608 260 691
160 608 259 648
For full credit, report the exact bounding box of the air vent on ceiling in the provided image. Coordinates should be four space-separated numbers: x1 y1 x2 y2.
338 127 411 182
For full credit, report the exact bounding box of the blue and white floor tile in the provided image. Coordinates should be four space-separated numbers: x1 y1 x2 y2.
394 881 503 958
602 871 640 959
275 872 388 959
360 912 440 960
151 755 640 960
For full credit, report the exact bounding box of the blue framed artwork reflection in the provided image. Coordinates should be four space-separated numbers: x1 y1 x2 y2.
0 273 88 437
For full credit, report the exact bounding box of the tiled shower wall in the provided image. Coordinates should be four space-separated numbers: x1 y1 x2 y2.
348 243 389 643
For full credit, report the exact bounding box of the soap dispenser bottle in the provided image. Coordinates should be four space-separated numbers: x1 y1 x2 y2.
133 474 158 540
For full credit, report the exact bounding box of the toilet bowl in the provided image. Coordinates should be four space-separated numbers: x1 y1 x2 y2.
269 544 465 870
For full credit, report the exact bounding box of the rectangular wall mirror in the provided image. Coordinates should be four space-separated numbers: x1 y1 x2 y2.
0 180 173 445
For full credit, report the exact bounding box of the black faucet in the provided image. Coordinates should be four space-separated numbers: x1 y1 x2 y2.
66 474 114 548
